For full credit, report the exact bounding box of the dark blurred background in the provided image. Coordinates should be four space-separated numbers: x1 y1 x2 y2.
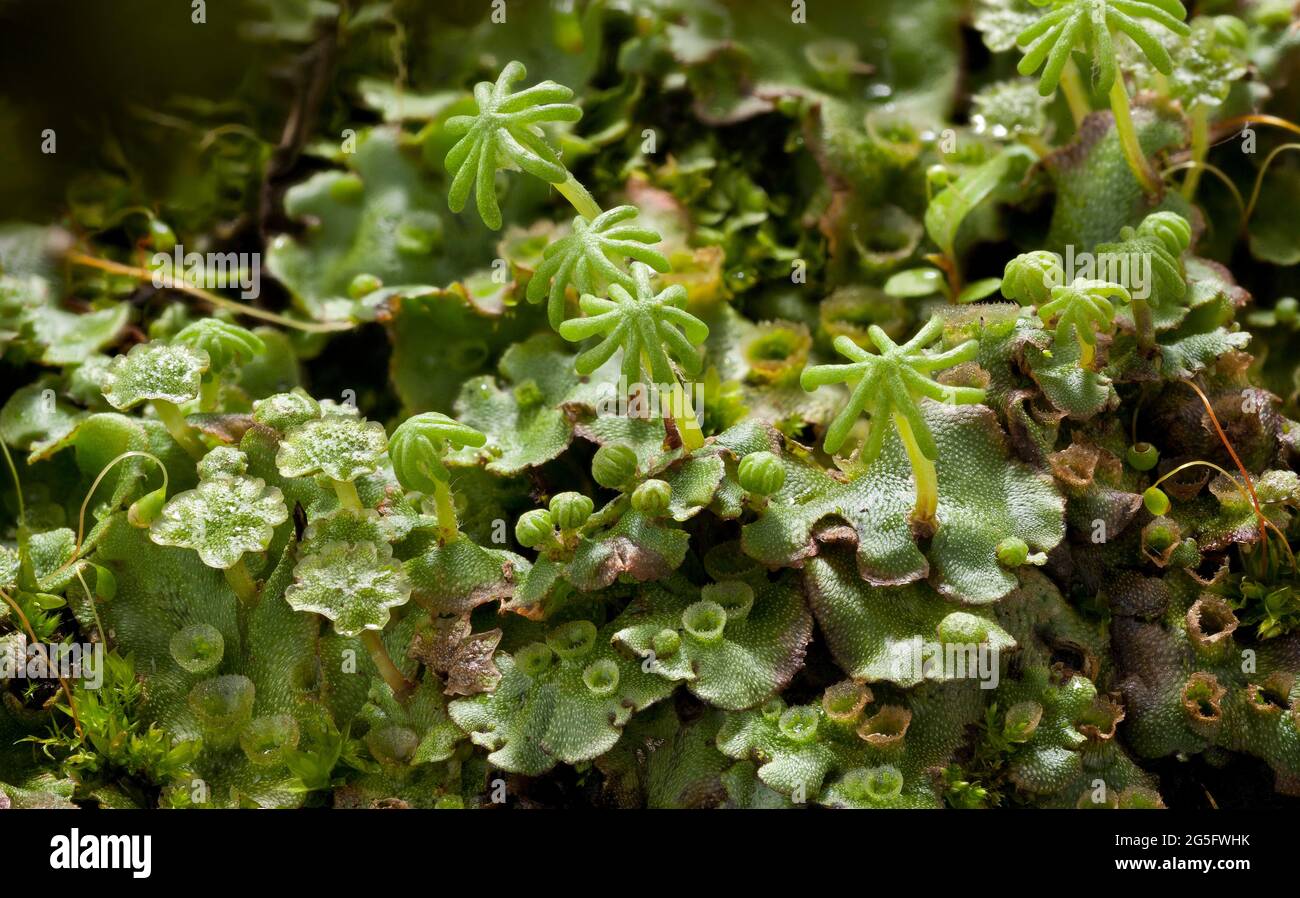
0 0 279 219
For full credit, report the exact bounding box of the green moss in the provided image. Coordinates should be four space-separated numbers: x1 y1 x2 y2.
3 2 1296 814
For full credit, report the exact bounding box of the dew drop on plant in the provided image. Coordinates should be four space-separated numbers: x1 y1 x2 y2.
936 611 989 645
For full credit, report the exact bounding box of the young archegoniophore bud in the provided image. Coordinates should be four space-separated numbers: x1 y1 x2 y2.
348 273 383 300
1274 297 1299 325
1136 210 1192 258
389 411 485 541
388 412 486 495
1143 486 1171 516
549 491 594 530
936 611 990 645
651 628 681 659
738 450 785 497
1209 14 1249 49
1126 442 1160 471
127 481 169 528
173 318 265 373
1001 250 1062 307
515 509 556 549
995 536 1030 568
148 217 176 252
591 443 638 489
631 479 672 516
